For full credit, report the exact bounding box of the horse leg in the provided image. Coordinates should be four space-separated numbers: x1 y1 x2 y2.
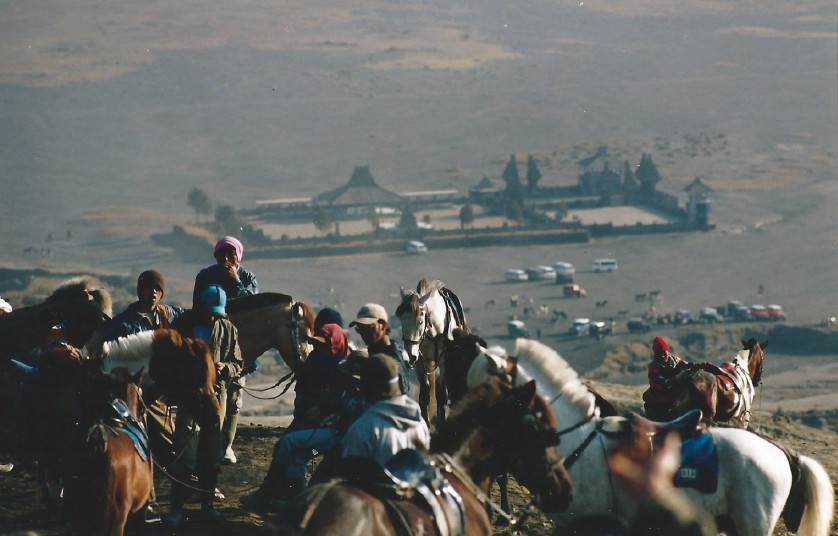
495 473 511 526
415 360 431 424
426 359 437 429
435 362 447 427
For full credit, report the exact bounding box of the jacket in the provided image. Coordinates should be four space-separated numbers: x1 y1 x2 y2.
192 264 258 307
341 395 430 468
172 311 243 384
105 302 186 341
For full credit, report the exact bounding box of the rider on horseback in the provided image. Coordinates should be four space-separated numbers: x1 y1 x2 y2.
642 336 691 421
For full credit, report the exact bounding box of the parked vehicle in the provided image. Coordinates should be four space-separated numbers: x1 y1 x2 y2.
767 304 786 321
508 319 531 338
569 318 591 336
627 317 652 333
727 300 746 317
562 283 587 298
553 262 575 284
526 266 557 281
674 309 695 325
505 269 528 282
749 304 769 321
406 240 428 254
590 321 613 338
731 304 751 321
699 307 724 324
592 259 618 272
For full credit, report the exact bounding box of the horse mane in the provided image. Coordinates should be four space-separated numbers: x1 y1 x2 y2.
395 291 420 318
416 279 444 295
47 276 112 317
433 378 555 453
226 292 293 314
514 339 596 417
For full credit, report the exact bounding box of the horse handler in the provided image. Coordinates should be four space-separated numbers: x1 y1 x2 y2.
642 336 691 421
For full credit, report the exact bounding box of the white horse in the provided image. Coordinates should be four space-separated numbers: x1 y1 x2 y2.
396 279 468 428
468 339 833 536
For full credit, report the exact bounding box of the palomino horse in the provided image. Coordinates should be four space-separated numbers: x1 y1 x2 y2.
87 293 314 383
396 279 468 427
64 368 153 536
665 338 767 427
467 339 833 536
279 379 572 536
0 276 112 361
226 293 315 372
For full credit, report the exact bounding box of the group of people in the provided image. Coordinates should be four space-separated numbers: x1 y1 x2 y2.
0 235 712 533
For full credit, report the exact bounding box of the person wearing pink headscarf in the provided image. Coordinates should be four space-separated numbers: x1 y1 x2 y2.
192 236 259 307
192 236 258 466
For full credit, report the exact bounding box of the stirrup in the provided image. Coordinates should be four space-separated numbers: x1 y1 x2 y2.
145 503 162 524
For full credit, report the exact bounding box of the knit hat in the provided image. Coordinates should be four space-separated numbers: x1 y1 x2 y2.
349 303 388 327
652 336 669 358
137 270 165 297
214 236 244 261
362 353 402 400
314 307 344 330
200 284 227 315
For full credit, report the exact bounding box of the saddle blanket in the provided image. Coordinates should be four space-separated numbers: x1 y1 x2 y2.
673 433 717 493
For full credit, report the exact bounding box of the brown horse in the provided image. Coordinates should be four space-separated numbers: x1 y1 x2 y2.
281 379 573 536
667 338 767 427
226 293 315 371
0 276 112 361
64 368 153 536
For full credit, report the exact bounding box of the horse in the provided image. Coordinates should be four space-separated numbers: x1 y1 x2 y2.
0 276 112 361
64 368 153 536
396 279 468 428
87 292 314 382
664 338 767 428
278 378 573 536
466 338 833 536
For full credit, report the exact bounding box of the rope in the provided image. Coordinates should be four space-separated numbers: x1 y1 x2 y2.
239 373 296 400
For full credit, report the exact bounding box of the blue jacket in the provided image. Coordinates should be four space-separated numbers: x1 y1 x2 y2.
192 264 258 307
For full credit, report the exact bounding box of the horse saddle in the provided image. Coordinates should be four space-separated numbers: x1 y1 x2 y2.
105 399 150 462
383 449 466 536
439 288 467 331
631 409 705 442
673 431 718 493
694 362 741 393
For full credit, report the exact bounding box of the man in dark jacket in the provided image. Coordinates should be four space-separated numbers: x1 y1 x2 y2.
192 236 258 307
106 270 185 341
642 336 691 420
349 303 410 395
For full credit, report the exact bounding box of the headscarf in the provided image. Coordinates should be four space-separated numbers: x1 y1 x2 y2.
311 323 349 359
214 236 244 260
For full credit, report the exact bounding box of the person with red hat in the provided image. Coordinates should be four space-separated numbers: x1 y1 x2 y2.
642 336 691 421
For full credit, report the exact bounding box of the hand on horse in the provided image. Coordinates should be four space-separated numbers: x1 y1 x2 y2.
608 421 680 501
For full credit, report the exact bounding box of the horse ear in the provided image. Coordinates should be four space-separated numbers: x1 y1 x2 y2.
761 341 768 350
418 292 432 306
514 380 538 407
399 286 406 299
132 367 145 386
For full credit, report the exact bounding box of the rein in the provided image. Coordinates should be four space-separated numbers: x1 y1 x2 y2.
236 370 296 400
436 452 528 527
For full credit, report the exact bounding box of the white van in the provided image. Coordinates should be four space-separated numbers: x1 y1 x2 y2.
505 268 528 282
406 240 428 254
553 262 576 277
592 259 618 272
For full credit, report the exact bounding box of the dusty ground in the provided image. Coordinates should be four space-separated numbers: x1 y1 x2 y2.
1 387 836 536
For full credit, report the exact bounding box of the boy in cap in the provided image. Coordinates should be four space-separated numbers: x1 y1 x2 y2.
341 353 430 468
349 303 411 396
192 235 258 307
642 336 691 421
167 285 242 526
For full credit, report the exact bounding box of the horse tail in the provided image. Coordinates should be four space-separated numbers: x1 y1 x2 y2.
784 455 834 536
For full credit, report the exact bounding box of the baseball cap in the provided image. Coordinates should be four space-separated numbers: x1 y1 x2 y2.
349 303 388 327
200 284 227 315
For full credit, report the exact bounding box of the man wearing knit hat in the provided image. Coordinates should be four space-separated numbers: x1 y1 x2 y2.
192 236 258 308
341 353 429 468
642 336 691 420
106 270 185 341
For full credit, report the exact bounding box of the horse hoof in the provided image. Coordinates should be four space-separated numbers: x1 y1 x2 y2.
214 488 225 500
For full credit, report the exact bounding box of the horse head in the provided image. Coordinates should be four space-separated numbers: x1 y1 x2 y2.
435 378 573 515
742 338 768 385
396 289 425 362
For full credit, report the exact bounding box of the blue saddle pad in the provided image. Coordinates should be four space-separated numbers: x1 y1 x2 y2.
673 433 717 493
